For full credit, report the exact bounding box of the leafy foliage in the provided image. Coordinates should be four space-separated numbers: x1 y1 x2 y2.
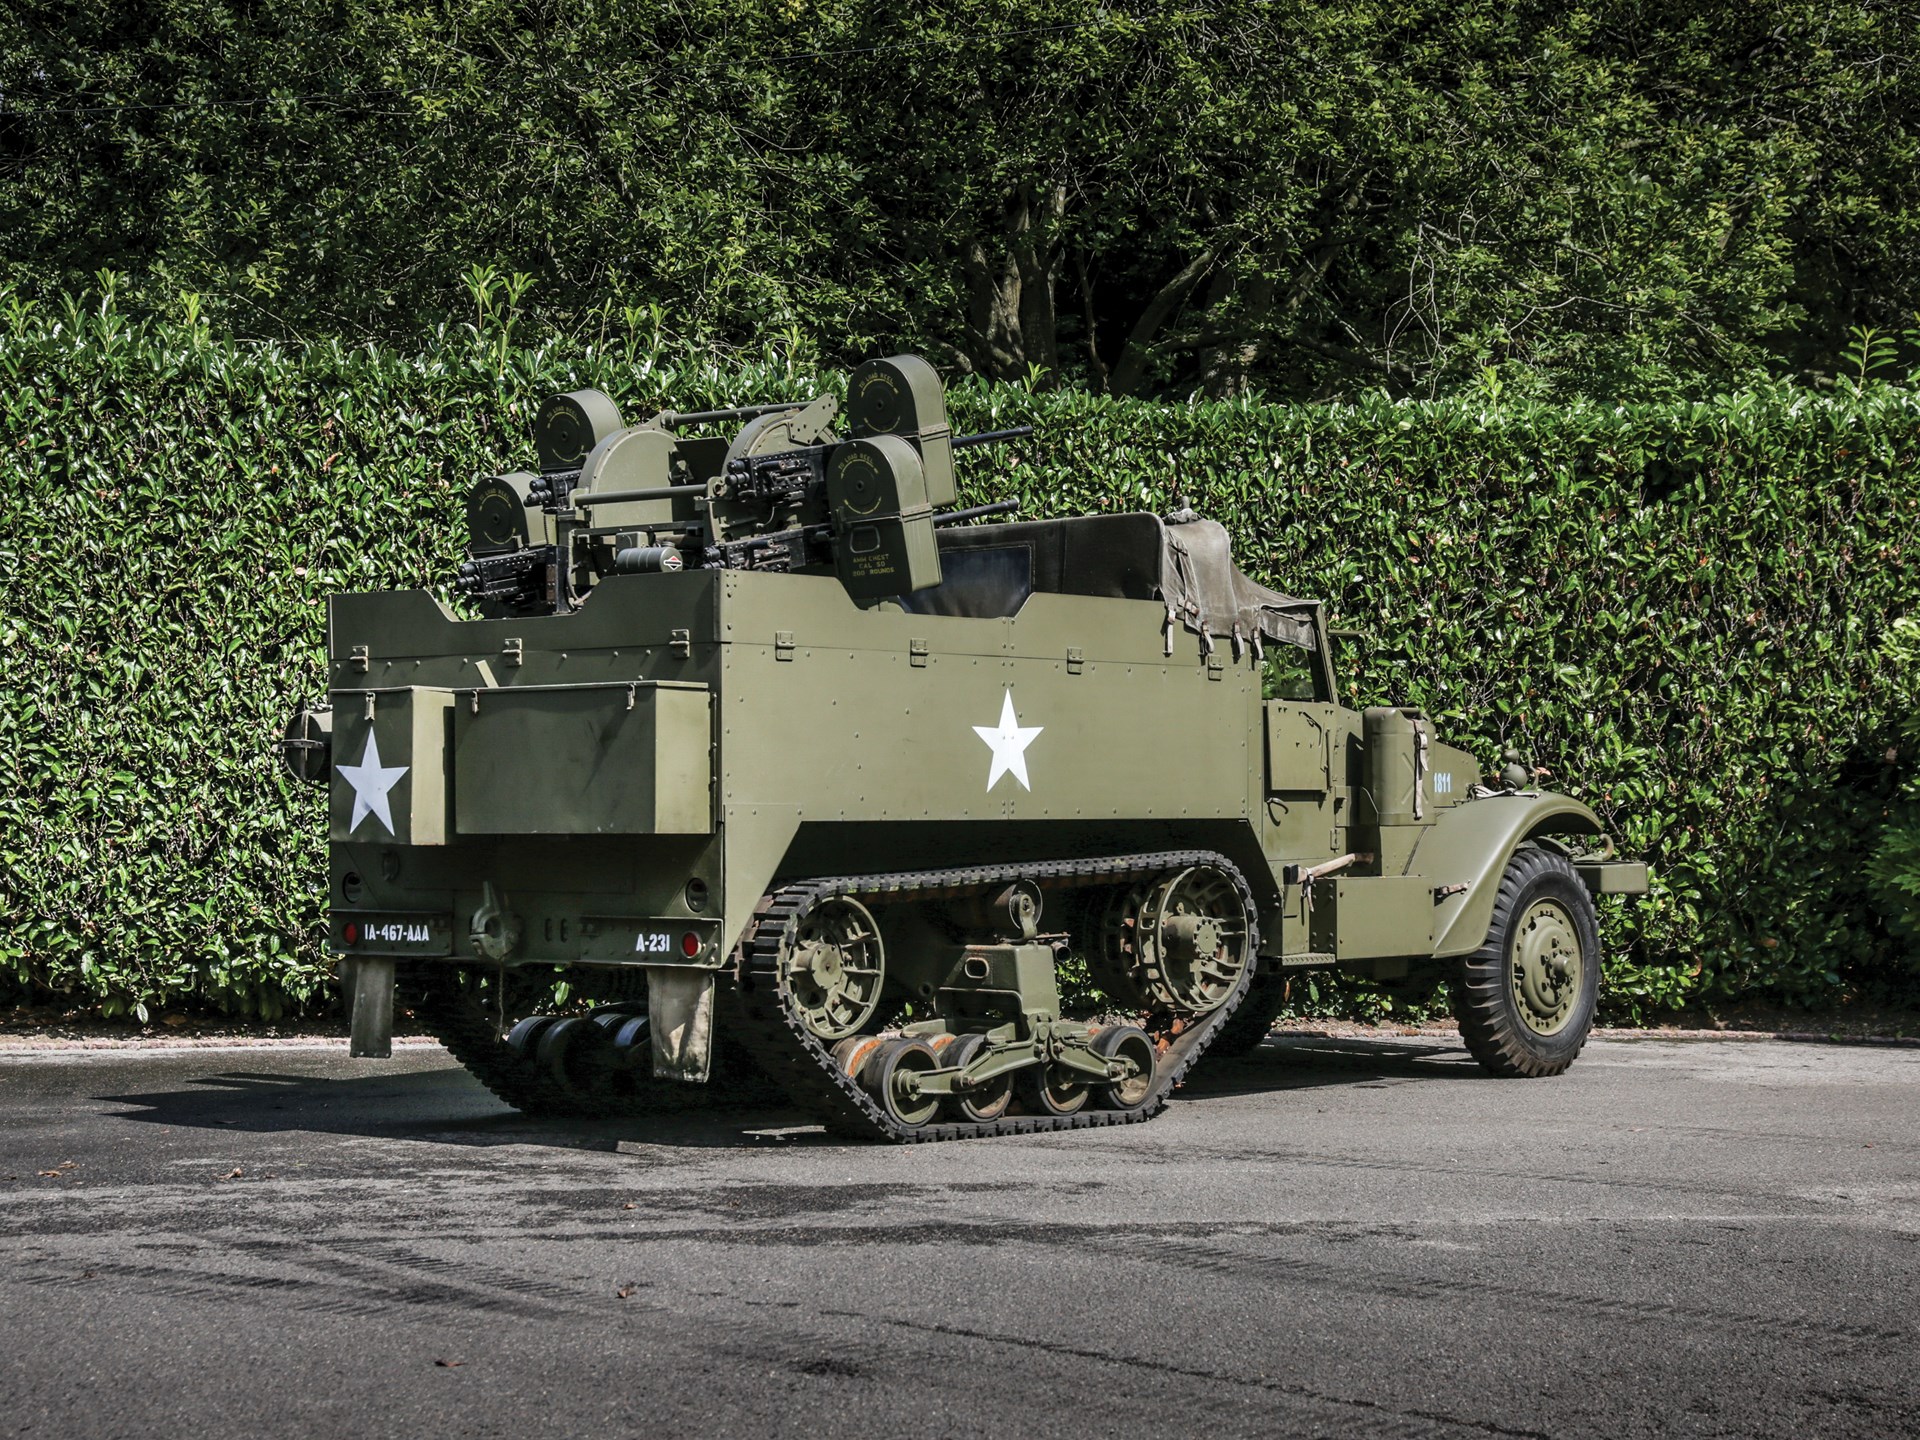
4 1 1918 400
2 290 1917 1019
1868 618 1920 954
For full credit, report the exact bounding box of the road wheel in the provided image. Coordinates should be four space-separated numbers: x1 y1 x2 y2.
942 1033 1014 1123
1017 1059 1089 1117
863 1038 943 1129
1088 1025 1157 1112
1452 843 1598 1078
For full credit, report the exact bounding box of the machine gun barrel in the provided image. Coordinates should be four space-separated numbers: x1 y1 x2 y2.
572 484 689 508
935 500 1020 526
951 425 1035 450
660 401 809 429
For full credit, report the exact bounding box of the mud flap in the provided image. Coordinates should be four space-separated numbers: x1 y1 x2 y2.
344 956 396 1059
646 967 714 1082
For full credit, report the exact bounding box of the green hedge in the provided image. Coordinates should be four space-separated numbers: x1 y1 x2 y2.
1869 618 1920 947
3 292 1917 1019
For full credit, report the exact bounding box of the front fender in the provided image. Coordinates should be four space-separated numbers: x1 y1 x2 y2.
1424 794 1602 958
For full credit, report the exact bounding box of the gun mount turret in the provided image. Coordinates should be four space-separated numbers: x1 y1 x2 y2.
454 356 1028 617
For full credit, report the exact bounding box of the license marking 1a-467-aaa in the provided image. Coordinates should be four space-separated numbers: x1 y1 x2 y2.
363 921 433 944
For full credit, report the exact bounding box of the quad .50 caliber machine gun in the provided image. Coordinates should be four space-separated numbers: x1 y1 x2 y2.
454 355 1028 615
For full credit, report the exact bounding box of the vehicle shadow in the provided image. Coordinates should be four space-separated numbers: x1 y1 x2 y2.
97 1032 1481 1151
1181 1033 1484 1099
97 1061 834 1153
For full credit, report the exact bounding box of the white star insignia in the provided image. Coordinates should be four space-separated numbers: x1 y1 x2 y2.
973 689 1043 793
336 729 409 835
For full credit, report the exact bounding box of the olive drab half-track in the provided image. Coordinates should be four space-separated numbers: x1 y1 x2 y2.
282 355 1649 1141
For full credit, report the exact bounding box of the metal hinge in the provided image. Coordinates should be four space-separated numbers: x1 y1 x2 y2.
910 637 929 668
502 637 523 668
1414 717 1430 821
349 644 369 674
1066 646 1084 675
670 627 692 659
775 630 795 662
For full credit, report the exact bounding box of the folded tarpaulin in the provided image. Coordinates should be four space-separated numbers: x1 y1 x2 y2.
1157 516 1317 655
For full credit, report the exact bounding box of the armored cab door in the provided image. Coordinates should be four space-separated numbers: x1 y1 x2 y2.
1264 703 1337 841
1261 700 1342 962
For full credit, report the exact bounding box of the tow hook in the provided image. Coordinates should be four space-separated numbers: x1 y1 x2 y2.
470 881 523 961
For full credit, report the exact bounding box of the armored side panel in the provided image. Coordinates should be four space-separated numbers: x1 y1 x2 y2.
329 687 454 846
453 681 712 835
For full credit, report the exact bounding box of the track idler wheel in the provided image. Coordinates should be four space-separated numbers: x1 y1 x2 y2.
942 1033 1013 1123
862 1038 942 1128
1089 1025 1157 1113
783 895 887 1040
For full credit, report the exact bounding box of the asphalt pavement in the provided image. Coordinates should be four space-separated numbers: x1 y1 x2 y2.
1 1031 1915 1439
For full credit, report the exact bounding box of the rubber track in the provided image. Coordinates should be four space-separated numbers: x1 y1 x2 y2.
1206 974 1292 1058
727 849 1259 1144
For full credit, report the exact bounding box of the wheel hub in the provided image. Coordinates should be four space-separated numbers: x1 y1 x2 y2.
1106 865 1249 1015
1510 899 1582 1036
801 941 844 988
1161 912 1223 961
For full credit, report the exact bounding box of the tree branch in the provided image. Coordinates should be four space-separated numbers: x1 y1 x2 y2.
1108 246 1218 395
1073 247 1110 391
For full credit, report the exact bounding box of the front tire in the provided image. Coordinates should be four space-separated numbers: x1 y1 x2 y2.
1452 844 1599 1077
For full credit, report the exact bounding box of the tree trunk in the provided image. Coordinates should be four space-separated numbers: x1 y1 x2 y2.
1107 247 1218 396
1073 248 1111 392
1196 267 1275 398
956 181 1069 381
1194 182 1377 396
